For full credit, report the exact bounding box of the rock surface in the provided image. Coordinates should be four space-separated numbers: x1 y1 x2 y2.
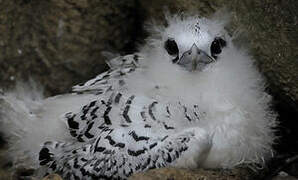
129 167 254 180
42 174 63 180
0 0 136 95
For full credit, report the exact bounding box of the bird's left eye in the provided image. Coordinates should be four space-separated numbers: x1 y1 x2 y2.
210 37 226 59
164 38 179 56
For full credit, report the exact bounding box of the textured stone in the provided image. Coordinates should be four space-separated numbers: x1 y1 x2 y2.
138 0 223 20
129 167 254 180
227 0 298 109
42 174 63 180
0 0 136 95
273 172 298 180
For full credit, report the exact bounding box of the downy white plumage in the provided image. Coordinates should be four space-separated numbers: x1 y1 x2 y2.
0 12 277 179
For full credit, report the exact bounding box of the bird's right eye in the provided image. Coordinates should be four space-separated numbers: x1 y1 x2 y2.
164 38 179 56
210 37 226 59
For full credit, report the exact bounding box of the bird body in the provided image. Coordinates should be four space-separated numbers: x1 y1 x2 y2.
0 13 276 180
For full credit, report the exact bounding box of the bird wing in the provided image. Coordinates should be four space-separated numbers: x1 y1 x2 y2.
63 90 204 143
40 129 202 180
39 91 209 179
72 54 141 95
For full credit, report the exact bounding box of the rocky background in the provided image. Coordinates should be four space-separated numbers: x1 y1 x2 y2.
0 0 297 179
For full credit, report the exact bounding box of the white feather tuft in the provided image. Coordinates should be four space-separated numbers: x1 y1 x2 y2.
0 81 96 169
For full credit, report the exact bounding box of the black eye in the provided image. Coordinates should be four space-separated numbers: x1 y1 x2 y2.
210 37 226 58
164 38 179 56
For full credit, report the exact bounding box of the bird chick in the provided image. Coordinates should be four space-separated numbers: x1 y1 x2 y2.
0 13 277 180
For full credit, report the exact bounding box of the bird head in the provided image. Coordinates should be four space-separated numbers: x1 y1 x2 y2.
160 15 227 71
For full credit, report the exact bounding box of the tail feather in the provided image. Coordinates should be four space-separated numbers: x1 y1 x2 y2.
0 82 44 168
0 82 96 170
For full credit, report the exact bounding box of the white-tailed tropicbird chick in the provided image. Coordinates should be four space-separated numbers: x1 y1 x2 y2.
0 13 277 180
